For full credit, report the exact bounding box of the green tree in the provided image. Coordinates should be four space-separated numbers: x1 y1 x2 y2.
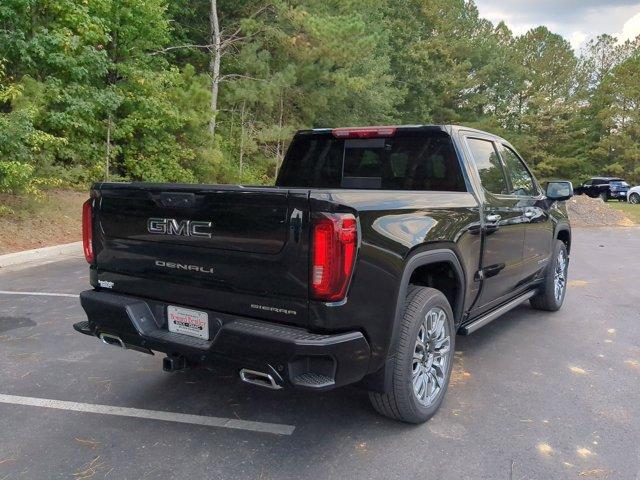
591 54 640 182
1 0 639 188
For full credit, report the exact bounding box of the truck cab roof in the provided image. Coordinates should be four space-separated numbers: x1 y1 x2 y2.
303 124 512 145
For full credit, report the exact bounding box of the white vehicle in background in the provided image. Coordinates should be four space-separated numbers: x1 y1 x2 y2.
628 185 640 204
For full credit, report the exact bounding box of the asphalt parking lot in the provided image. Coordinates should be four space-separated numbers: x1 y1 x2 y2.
0 227 638 480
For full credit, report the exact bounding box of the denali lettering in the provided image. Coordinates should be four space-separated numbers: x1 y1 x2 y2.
155 260 214 274
147 218 213 238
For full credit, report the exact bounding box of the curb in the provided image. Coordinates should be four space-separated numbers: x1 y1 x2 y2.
0 242 83 269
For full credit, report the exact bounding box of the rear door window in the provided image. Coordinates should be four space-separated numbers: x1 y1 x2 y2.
466 138 508 195
277 131 467 192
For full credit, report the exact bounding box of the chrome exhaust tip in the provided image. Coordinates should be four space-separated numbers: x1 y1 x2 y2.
239 368 282 390
99 333 126 349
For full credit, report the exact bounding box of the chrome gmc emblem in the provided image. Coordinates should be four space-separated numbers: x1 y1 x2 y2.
147 218 213 238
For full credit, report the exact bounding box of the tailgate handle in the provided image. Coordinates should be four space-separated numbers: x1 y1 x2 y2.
290 209 303 242
159 192 196 208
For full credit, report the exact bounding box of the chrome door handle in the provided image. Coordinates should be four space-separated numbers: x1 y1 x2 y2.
486 214 501 223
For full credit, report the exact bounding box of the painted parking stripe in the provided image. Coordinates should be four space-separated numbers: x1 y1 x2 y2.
0 290 79 298
0 394 295 435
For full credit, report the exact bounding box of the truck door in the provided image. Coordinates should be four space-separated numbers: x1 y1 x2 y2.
497 143 553 282
463 135 527 314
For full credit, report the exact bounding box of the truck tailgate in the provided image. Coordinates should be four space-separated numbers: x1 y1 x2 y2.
92 184 310 325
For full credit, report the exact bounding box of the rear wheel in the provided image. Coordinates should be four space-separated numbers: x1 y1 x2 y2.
530 240 568 312
629 193 640 205
369 287 454 423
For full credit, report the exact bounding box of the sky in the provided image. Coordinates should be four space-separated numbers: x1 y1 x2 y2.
474 0 640 50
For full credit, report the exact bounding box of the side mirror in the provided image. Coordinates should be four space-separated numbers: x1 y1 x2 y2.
546 181 573 201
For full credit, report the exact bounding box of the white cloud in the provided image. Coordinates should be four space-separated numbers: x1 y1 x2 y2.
481 9 534 35
568 31 588 50
475 0 640 50
616 11 640 41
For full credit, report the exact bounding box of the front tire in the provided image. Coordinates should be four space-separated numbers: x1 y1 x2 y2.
629 193 640 205
600 192 608 201
369 287 455 423
530 240 568 311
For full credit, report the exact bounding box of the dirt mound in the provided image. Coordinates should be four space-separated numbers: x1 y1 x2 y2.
0 190 85 255
566 195 634 227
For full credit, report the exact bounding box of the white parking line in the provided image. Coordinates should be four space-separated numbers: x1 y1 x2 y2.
0 393 295 436
0 290 79 298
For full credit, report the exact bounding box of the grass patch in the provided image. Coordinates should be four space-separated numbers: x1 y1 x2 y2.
607 201 640 225
0 190 86 254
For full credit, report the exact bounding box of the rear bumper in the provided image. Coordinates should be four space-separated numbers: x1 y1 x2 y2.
610 190 627 197
76 290 371 391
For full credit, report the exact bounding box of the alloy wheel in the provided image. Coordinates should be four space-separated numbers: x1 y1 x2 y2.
554 249 567 302
412 307 451 407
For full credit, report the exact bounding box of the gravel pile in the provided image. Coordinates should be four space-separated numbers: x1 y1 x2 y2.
566 195 633 227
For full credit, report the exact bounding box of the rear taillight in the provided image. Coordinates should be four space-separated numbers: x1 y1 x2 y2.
311 213 358 302
82 199 94 263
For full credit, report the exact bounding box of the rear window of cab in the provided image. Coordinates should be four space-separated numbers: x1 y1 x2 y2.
276 131 467 192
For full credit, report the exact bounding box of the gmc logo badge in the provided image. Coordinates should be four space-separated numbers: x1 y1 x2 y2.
147 218 213 238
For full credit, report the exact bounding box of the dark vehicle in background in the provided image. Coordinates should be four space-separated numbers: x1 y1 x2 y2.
75 125 573 423
574 177 630 201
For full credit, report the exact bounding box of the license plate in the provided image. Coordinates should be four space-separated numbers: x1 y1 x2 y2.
167 306 209 340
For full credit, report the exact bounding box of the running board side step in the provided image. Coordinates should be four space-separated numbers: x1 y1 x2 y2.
460 290 537 335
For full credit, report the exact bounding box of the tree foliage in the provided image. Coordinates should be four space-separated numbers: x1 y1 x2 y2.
0 0 639 187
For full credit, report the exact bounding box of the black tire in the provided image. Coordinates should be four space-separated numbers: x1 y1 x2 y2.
530 240 568 312
369 287 455 423
600 192 608 201
629 193 640 205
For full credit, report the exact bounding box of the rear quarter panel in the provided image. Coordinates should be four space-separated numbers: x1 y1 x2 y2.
308 190 481 371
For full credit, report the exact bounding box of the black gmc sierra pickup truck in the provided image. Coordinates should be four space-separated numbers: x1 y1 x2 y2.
75 125 573 423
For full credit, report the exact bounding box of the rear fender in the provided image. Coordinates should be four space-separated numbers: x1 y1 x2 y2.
359 248 465 393
554 223 571 254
